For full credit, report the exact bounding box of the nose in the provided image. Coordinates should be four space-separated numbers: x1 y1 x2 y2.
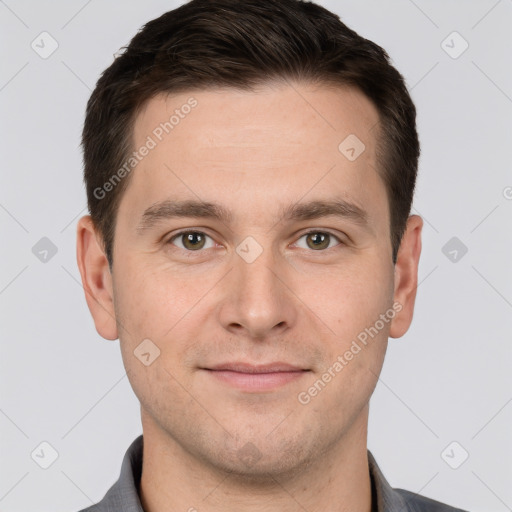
216 242 298 340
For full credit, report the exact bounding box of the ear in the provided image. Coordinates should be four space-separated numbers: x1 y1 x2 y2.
389 214 423 339
76 215 118 340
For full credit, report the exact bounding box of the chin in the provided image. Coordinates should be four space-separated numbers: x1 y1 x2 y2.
201 431 316 482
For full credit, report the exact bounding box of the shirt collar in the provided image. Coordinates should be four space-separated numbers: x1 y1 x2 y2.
97 435 414 512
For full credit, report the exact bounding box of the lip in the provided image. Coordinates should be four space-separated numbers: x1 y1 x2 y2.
207 362 306 373
202 362 309 392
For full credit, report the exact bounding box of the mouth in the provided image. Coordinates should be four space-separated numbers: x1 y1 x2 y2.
200 362 310 392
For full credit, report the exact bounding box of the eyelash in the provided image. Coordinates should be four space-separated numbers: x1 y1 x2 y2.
166 229 344 253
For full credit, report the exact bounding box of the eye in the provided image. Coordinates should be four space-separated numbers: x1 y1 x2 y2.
167 229 344 253
294 230 343 251
168 231 216 251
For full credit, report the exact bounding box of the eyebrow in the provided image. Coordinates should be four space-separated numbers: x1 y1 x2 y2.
136 197 370 235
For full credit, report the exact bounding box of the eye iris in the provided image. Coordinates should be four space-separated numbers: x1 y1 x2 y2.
178 232 332 251
306 232 330 250
183 232 205 250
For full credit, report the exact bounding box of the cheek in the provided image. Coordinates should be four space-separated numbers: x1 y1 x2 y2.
298 260 392 425
112 258 214 371
114 258 187 333
295 253 394 344
112 265 198 412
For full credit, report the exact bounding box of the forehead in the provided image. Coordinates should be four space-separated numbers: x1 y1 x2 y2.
134 82 379 157
123 82 387 231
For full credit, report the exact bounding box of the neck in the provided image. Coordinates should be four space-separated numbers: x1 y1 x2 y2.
139 406 372 512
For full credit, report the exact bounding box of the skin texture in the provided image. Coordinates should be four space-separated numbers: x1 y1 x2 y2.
77 82 423 512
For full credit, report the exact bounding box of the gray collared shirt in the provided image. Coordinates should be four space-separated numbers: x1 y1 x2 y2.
76 435 468 512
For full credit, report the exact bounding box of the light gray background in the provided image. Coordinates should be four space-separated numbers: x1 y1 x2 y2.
1 1 511 511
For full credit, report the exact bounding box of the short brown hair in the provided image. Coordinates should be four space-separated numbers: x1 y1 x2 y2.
82 0 419 267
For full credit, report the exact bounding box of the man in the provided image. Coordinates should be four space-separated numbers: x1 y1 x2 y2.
75 0 467 510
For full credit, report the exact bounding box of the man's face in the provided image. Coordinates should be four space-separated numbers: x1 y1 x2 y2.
90 83 405 476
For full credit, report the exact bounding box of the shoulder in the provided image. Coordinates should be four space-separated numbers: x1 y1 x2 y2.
72 435 145 512
395 488 469 512
74 506 101 512
367 449 468 512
